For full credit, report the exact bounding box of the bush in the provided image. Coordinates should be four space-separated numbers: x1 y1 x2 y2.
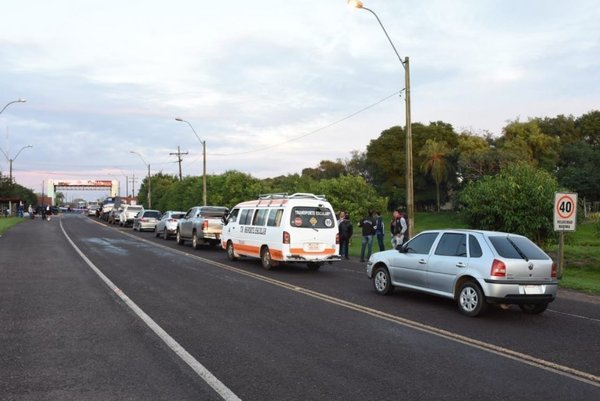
459 163 559 244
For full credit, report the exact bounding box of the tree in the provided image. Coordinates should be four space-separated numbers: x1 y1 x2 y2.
419 139 452 211
576 110 600 148
302 160 346 180
556 140 600 200
460 163 559 244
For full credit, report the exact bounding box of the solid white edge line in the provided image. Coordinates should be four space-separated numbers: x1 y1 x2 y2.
60 218 242 401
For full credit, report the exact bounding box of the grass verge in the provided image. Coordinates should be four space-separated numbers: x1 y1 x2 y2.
0 217 26 236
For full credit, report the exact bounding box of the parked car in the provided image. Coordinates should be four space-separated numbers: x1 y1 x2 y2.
119 205 143 227
155 210 185 239
176 206 229 249
366 229 558 317
87 205 99 216
132 209 162 232
107 206 123 225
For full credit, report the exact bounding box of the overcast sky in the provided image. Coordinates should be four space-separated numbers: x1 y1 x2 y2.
1 0 599 201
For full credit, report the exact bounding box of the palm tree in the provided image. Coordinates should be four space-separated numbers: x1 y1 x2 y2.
419 139 451 211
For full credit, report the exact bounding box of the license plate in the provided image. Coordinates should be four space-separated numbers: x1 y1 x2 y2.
306 243 320 251
522 285 543 295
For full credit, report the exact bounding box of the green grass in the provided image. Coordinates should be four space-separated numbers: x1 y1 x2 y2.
0 217 26 236
546 219 600 294
350 211 600 295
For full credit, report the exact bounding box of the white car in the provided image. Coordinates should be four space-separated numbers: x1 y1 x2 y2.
366 229 558 317
154 211 185 239
119 205 143 227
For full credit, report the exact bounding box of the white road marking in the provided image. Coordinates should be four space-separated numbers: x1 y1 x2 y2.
547 308 600 323
60 219 242 401
82 216 600 389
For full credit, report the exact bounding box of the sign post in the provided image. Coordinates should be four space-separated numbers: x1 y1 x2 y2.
553 192 577 278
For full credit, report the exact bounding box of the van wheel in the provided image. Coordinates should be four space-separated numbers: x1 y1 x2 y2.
176 230 184 245
373 267 393 295
307 262 322 271
457 281 487 317
226 241 237 261
192 231 201 250
260 247 278 270
519 303 548 314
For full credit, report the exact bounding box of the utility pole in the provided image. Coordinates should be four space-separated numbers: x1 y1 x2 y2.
130 173 138 198
169 146 188 180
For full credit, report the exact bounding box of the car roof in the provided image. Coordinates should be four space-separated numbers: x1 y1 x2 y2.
418 229 525 238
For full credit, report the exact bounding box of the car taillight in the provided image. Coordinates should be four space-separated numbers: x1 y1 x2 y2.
336 233 340 245
491 259 506 277
283 231 290 244
551 262 557 278
203 220 208 229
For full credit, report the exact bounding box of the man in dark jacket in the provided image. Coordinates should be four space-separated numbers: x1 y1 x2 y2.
338 211 353 260
359 211 376 262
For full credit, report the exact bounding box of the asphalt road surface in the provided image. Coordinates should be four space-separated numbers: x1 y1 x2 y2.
1 213 599 400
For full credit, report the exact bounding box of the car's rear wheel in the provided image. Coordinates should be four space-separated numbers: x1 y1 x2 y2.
519 303 548 314
373 267 393 295
457 281 487 317
163 228 169 240
307 262 322 271
226 241 237 261
192 231 201 250
260 247 278 270
176 230 184 245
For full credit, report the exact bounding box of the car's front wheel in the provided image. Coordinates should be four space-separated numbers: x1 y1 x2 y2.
154 227 159 237
176 230 184 245
457 281 487 317
373 266 393 295
519 303 549 314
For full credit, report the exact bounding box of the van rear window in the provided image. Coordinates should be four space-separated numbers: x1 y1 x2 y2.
290 207 335 229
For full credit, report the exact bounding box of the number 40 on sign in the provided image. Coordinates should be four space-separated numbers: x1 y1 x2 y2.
554 192 577 232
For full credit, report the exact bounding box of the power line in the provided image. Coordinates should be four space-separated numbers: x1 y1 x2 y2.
210 90 402 156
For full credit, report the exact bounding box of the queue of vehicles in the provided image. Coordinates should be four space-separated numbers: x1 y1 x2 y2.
88 193 559 318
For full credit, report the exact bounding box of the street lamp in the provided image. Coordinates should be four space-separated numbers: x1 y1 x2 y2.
0 145 33 183
129 151 152 209
0 98 26 115
348 0 414 238
175 117 207 206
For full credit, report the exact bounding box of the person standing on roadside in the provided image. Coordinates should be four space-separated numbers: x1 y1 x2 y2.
338 211 353 260
374 211 385 252
359 210 376 262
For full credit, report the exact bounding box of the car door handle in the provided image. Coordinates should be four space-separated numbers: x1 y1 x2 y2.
418 259 427 264
456 262 466 268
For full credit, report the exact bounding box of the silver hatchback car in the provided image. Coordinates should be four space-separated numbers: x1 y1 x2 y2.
366 229 558 317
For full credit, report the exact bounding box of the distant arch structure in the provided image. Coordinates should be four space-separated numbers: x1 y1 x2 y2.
47 179 119 204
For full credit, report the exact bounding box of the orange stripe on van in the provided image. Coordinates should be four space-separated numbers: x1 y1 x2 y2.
289 248 336 255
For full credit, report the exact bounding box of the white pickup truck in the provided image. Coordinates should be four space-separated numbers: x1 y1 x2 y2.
176 206 229 249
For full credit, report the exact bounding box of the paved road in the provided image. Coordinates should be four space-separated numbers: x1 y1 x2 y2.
1 214 599 400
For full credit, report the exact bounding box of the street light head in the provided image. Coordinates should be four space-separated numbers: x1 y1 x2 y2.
18 98 27 103
347 0 364 8
175 117 183 121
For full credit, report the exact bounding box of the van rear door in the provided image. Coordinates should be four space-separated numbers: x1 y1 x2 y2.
288 206 337 259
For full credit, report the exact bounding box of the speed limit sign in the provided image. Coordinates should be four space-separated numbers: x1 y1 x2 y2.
554 192 577 231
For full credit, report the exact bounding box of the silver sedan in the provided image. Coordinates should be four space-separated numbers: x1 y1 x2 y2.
154 211 185 239
132 210 162 232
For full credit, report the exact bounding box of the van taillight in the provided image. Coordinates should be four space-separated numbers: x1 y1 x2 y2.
491 259 506 277
336 233 340 245
551 262 557 278
203 220 208 229
283 231 290 244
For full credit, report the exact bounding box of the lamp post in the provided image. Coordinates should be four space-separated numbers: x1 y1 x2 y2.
0 145 33 183
175 117 207 206
347 0 414 238
0 98 26 115
129 151 151 209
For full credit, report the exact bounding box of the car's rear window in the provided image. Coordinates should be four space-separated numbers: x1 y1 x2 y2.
171 213 185 219
144 211 161 218
488 236 549 260
201 208 229 218
290 207 335 229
